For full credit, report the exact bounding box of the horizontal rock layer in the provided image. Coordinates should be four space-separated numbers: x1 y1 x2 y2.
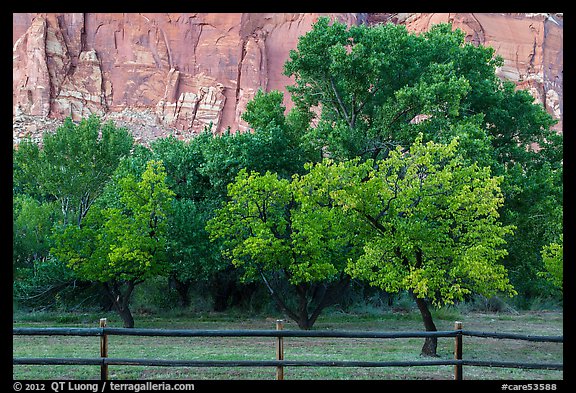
13 13 562 145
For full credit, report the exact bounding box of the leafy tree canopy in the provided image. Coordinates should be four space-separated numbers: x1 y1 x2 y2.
51 159 174 327
207 166 365 329
284 17 562 299
284 18 558 167
309 135 517 306
13 115 133 227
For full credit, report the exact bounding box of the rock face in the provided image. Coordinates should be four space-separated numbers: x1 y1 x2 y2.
13 13 563 145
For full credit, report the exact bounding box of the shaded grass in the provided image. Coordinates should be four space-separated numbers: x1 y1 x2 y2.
13 309 563 380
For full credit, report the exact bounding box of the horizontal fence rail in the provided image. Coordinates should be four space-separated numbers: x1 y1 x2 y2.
13 327 462 338
461 330 564 342
13 357 563 370
13 319 563 380
13 327 563 342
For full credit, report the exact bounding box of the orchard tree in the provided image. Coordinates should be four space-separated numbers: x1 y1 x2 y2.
207 168 365 329
284 17 562 298
284 18 558 165
189 90 318 310
124 90 315 311
317 135 516 356
141 88 315 309
136 136 220 307
52 160 175 327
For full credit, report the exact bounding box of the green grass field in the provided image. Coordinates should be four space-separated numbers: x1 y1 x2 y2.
13 309 563 380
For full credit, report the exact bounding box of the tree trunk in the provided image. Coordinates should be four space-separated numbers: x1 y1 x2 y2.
296 315 313 330
292 278 351 330
308 276 351 328
296 284 310 329
104 281 136 328
116 303 135 328
259 269 351 330
412 293 438 357
213 279 232 312
170 277 191 308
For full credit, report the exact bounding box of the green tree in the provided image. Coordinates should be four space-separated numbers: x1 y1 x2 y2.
13 143 46 201
207 168 365 329
144 136 225 307
284 17 562 299
321 136 516 356
500 161 563 299
13 116 133 310
167 198 225 306
186 91 317 310
200 90 314 200
13 115 133 227
52 160 175 327
126 105 312 312
284 18 557 164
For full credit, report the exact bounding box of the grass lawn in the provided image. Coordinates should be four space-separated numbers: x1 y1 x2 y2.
12 308 563 380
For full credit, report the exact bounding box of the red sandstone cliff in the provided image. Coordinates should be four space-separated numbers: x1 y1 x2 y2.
13 13 563 145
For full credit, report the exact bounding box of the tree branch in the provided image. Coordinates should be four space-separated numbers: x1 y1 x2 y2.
330 77 353 128
259 269 300 323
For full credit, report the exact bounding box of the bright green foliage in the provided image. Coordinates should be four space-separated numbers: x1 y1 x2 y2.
51 160 174 326
207 168 365 328
208 169 364 283
314 135 518 306
54 160 174 282
539 235 563 292
207 170 293 280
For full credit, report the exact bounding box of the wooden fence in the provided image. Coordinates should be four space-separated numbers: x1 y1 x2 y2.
13 319 563 380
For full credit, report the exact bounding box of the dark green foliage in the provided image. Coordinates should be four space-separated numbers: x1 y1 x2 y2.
13 195 61 269
16 115 133 227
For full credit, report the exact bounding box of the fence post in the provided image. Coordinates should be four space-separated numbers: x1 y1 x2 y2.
454 321 463 380
276 320 284 380
100 318 108 381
